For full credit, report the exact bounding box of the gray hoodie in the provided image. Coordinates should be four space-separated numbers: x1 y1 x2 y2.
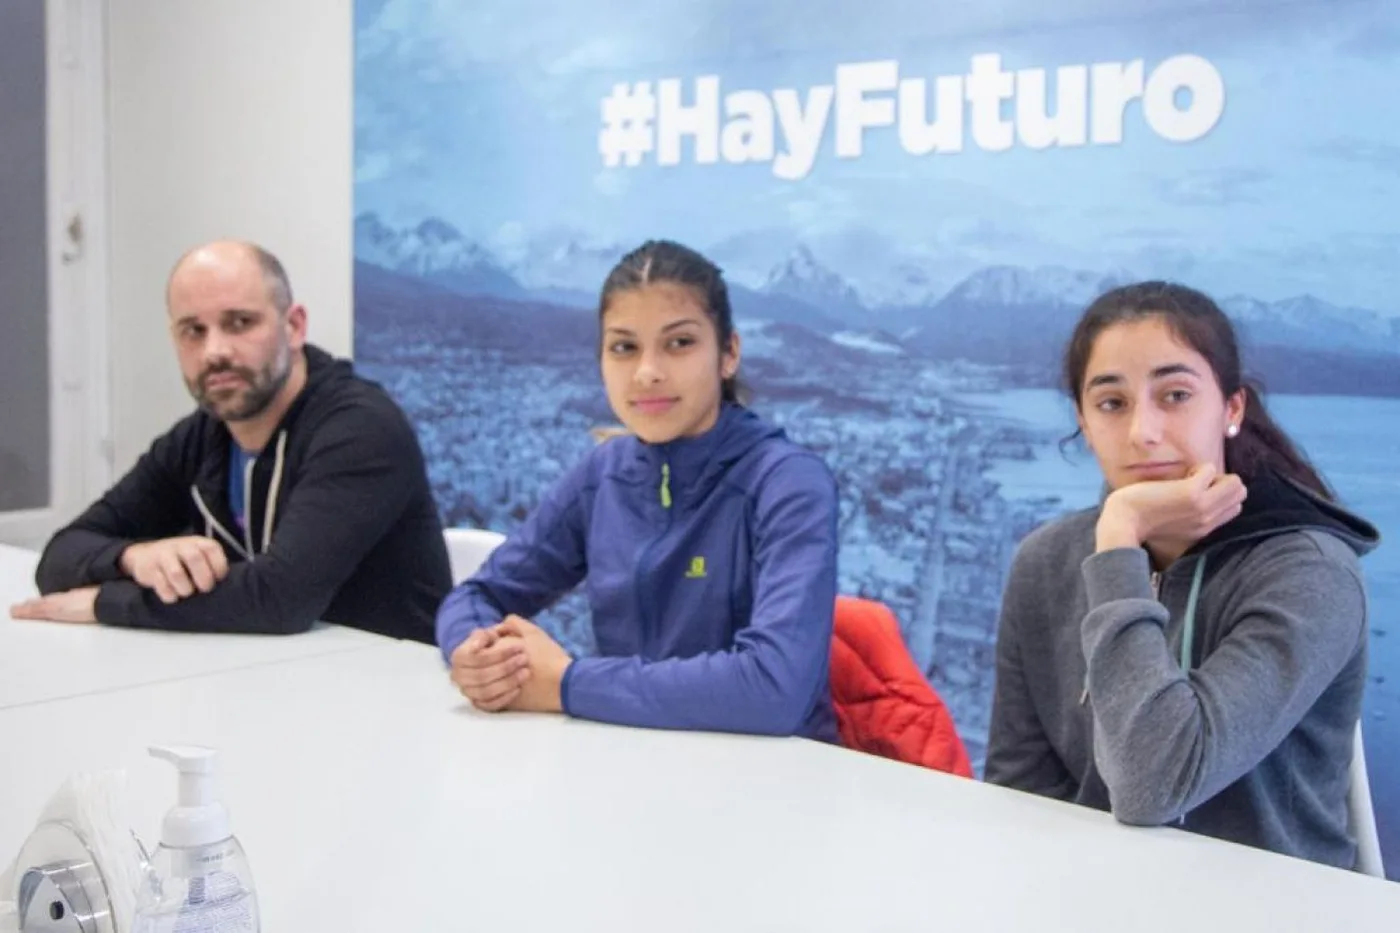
985 470 1379 869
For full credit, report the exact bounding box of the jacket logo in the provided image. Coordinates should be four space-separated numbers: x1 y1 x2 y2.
685 556 707 579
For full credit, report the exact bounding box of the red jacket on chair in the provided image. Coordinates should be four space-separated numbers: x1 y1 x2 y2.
830 595 973 777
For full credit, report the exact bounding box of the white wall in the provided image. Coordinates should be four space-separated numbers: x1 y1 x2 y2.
106 0 353 475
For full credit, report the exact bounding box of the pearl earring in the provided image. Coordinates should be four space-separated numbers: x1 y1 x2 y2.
1227 424 1240 438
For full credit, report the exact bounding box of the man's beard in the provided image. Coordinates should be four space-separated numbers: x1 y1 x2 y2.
192 342 292 422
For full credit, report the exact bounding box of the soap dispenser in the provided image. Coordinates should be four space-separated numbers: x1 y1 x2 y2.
131 747 257 933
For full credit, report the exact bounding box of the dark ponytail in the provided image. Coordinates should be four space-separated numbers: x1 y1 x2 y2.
1063 281 1333 500
598 239 750 405
1229 382 1331 498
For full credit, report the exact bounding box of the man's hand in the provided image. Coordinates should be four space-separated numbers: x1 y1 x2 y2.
119 536 229 604
9 586 100 624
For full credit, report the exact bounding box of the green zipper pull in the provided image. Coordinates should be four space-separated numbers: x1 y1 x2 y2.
660 461 672 509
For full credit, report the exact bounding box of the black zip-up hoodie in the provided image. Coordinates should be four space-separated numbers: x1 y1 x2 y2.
35 345 452 643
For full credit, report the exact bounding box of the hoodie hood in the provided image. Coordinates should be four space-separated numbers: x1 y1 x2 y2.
283 344 355 419
1169 468 1378 677
247 343 354 444
1188 469 1380 561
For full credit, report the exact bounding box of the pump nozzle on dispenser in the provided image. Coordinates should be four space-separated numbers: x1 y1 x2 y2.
147 747 230 851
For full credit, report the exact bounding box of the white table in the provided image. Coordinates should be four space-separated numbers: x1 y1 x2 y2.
0 543 395 710
3 642 1395 932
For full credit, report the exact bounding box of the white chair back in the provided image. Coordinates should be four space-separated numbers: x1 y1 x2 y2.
443 527 506 585
1349 720 1385 878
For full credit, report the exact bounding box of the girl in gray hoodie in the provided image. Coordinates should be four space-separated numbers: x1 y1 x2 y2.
985 281 1380 870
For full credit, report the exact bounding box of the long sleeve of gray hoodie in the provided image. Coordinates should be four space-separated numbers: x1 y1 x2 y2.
1079 536 1365 825
986 474 1376 867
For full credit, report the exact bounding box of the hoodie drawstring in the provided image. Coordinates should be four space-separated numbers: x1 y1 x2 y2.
189 429 289 560
242 452 257 557
1172 551 1210 828
262 431 288 552
1081 551 1210 707
1180 553 1208 671
192 485 251 561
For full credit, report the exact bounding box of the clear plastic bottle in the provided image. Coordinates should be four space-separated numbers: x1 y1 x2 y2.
132 746 259 933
